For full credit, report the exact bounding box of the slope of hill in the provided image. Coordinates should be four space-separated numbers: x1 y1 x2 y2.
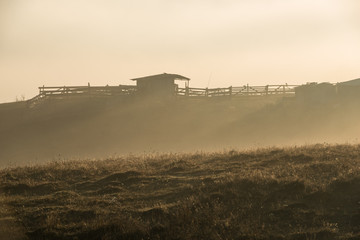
1 95 360 168
1 144 360 239
0 96 283 167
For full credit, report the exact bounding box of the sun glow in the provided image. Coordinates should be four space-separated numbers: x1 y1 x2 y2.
0 0 359 102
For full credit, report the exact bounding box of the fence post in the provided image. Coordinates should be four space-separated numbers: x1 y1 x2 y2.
87 82 91 97
247 84 249 95
205 88 208 97
185 86 189 97
229 86 232 98
283 85 285 94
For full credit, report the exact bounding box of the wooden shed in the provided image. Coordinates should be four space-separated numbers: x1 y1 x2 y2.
131 73 190 97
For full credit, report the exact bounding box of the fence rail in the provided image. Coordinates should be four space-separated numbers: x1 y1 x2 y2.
27 85 137 107
27 84 298 107
177 84 298 97
38 85 137 96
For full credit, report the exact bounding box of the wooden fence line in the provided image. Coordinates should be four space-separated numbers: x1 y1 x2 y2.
27 84 298 107
177 84 298 97
27 85 137 107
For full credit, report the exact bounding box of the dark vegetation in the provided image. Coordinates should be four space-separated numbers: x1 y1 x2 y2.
1 144 360 239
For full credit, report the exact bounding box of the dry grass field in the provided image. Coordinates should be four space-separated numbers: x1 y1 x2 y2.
1 144 360 239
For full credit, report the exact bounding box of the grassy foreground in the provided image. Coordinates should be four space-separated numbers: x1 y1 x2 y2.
1 144 360 240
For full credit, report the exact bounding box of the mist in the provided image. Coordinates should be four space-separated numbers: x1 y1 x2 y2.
3 2 360 239
1 90 359 167
1 0 360 165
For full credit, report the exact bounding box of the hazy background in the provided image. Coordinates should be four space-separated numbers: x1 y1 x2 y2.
1 0 360 103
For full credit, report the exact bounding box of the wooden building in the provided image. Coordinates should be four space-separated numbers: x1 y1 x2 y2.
131 73 190 97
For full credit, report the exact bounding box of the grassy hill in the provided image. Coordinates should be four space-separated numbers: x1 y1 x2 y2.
1 95 360 168
1 144 360 239
0 96 284 167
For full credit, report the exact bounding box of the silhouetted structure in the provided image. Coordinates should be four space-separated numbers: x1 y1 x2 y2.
131 73 190 97
25 73 298 108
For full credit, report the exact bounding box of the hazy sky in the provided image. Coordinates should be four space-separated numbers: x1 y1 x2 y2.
1 0 360 102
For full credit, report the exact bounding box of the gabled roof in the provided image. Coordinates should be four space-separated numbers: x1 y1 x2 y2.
338 78 360 86
131 73 190 81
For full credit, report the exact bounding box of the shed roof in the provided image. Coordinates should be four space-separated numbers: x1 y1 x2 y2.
131 73 190 82
338 78 360 86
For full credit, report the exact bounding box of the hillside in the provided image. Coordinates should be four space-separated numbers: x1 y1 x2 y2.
1 144 360 239
1 95 360 167
0 96 283 167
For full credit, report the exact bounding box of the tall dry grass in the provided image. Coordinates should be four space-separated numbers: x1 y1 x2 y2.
1 144 360 239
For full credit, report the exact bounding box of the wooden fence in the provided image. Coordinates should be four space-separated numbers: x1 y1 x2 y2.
27 84 298 107
27 85 137 107
38 85 137 96
177 84 298 97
